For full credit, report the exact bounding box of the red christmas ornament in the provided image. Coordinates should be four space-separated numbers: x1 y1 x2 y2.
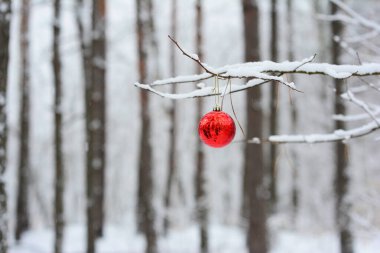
198 109 236 148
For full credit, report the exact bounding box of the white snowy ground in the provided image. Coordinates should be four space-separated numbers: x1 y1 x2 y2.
9 224 380 253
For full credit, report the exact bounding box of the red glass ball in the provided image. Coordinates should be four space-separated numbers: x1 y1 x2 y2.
198 110 236 148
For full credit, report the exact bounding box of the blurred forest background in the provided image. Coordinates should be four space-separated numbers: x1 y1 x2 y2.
0 0 380 253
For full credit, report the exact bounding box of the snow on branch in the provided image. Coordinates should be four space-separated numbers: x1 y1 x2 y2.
133 36 380 144
342 90 380 126
329 0 380 33
219 61 380 78
258 120 380 144
135 59 380 99
333 107 380 122
135 60 380 98
249 87 380 144
134 37 380 100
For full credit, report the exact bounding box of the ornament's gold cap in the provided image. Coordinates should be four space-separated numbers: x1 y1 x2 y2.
213 106 221 111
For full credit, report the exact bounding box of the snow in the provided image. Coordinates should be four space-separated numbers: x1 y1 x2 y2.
152 73 212 86
9 225 380 253
342 90 380 126
221 61 380 79
136 55 380 99
135 82 215 99
190 53 199 61
91 158 102 169
267 120 380 143
332 106 380 122
329 0 380 33
196 82 206 89
0 93 5 106
249 137 261 144
0 2 10 13
136 80 281 100
89 119 102 130
9 225 244 253
224 69 296 89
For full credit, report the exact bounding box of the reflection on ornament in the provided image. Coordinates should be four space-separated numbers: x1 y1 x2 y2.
198 109 236 148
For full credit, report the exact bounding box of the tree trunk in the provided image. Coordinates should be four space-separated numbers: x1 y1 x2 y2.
77 3 93 253
76 0 92 92
330 2 353 253
90 0 107 239
241 0 268 252
314 0 330 104
147 0 160 80
269 0 279 211
52 1 65 253
76 0 107 252
15 0 30 241
287 0 299 223
315 0 329 63
136 0 157 252
0 0 11 252
163 0 177 235
194 1 208 253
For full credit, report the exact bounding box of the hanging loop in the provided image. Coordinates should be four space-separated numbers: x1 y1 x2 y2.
213 75 221 111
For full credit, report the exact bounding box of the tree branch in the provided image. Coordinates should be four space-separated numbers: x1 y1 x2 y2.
134 34 380 143
166 36 310 90
333 106 380 122
246 120 380 144
135 59 380 99
168 35 221 76
343 90 380 126
329 0 380 33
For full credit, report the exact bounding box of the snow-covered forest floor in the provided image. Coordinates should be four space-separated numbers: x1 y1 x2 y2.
10 224 380 253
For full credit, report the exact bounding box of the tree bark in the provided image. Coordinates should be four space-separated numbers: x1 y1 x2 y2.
241 0 268 252
90 0 107 239
0 0 11 252
147 0 160 80
136 0 157 252
15 0 30 241
269 0 279 211
163 0 177 235
194 1 208 253
330 2 353 253
76 0 107 252
76 0 91 92
76 2 95 253
287 0 299 223
52 0 65 253
315 0 330 102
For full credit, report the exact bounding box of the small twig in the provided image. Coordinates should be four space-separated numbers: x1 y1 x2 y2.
168 35 308 92
227 78 245 137
356 51 363 65
168 35 222 76
295 54 317 71
360 78 380 93
344 90 380 127
355 52 380 93
346 30 379 44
